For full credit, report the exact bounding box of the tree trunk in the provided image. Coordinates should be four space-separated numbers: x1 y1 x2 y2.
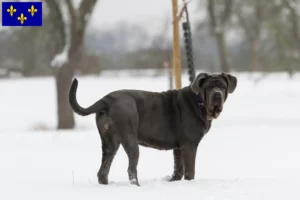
45 0 98 130
55 33 84 129
250 39 259 72
22 53 36 77
55 64 75 129
215 32 230 72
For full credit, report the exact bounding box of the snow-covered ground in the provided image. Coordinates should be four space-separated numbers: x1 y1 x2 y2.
0 72 300 200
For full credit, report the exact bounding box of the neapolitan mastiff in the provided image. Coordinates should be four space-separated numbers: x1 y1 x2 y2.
69 72 237 186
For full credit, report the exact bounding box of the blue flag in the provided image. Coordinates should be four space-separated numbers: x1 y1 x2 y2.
2 1 42 26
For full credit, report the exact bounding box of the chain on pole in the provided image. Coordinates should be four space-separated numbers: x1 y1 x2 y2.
182 4 196 84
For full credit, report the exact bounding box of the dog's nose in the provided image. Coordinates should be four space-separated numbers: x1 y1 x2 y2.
213 92 222 99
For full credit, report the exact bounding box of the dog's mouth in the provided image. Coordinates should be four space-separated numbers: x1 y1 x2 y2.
208 105 222 119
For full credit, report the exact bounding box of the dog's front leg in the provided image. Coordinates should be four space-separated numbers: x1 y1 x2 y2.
181 145 198 180
169 149 184 181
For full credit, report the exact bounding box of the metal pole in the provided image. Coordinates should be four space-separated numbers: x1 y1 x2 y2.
171 0 182 89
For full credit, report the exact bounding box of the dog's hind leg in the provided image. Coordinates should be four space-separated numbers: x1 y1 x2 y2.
122 139 140 186
97 134 120 185
109 102 140 186
96 115 120 185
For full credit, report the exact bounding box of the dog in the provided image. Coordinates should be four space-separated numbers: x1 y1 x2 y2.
69 72 237 186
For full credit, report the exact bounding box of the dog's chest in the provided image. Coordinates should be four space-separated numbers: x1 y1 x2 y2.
204 121 212 135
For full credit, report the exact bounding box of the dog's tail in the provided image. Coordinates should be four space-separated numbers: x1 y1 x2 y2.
69 78 107 116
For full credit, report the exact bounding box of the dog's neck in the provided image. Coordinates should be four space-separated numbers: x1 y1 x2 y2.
184 86 207 116
180 86 208 115
196 93 208 120
196 93 205 109
179 86 212 132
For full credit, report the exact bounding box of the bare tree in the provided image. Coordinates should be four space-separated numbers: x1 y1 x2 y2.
261 0 300 75
45 0 98 129
281 0 300 75
282 0 300 48
207 0 233 72
235 0 264 72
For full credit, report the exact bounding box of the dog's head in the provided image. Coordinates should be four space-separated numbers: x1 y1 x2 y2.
191 72 237 120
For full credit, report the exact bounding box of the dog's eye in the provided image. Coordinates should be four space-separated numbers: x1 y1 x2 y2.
219 85 226 90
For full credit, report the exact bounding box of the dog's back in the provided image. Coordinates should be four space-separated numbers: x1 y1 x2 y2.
96 88 181 150
69 78 183 150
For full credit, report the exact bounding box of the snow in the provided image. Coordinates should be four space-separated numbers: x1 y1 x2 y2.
50 45 69 68
1 71 300 199
72 0 82 10
50 0 71 68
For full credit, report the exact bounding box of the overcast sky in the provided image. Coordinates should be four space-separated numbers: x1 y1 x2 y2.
88 0 202 35
0 0 203 37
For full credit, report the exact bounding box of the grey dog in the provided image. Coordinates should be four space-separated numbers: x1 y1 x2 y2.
69 72 237 186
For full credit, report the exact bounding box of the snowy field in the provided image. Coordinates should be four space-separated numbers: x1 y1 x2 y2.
0 72 300 200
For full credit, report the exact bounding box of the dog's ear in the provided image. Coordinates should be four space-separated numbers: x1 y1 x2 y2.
191 73 208 94
222 73 237 94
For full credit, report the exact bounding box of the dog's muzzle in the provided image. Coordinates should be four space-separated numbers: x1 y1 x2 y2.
207 91 224 119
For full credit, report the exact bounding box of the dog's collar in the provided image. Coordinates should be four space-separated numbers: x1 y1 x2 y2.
196 93 205 108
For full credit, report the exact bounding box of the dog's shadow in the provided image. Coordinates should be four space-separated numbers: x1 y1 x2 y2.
101 176 200 187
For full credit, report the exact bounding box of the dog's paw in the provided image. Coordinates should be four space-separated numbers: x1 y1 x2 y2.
162 175 183 182
169 174 184 182
97 176 108 185
130 178 140 186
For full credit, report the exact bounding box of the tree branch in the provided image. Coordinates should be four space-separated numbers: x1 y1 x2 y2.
44 0 66 57
64 0 76 24
77 0 98 32
282 0 300 49
254 0 262 37
221 0 233 25
207 0 217 34
236 9 252 41
64 0 76 41
44 0 65 43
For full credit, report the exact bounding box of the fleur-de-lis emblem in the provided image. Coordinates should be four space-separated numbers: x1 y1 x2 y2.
17 13 27 25
28 5 38 16
7 5 17 16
